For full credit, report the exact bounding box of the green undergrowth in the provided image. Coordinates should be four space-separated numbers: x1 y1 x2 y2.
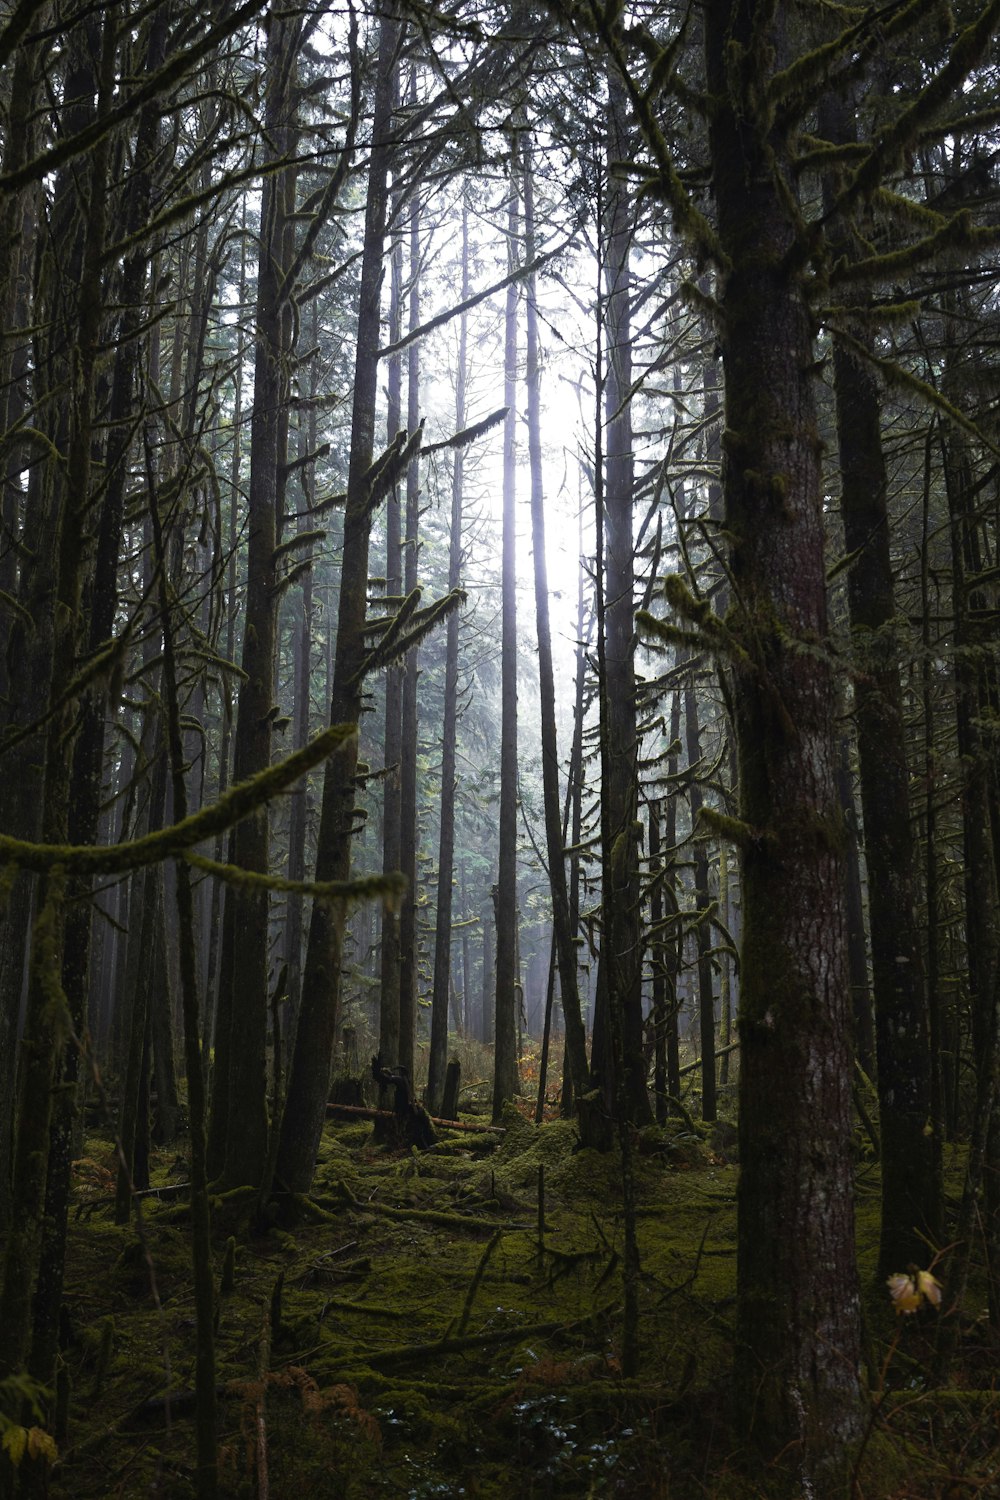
41 1117 996 1499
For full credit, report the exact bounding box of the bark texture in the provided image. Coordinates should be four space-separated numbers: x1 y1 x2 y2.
703 0 866 1475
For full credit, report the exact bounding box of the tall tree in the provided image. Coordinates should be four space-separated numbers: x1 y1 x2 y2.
0 20 46 1223
700 0 866 1474
378 156 405 1094
398 146 422 1082
277 2 404 1192
522 139 590 1109
33 5 172 1384
492 149 521 1121
427 197 470 1115
211 2 302 1188
283 303 323 1032
683 671 718 1124
0 0 111 1383
820 87 940 1275
591 73 651 1128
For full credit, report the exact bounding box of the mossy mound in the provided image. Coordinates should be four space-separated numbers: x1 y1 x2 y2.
483 1108 712 1202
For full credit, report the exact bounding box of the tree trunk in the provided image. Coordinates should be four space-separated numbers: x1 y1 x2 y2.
821 88 939 1274
664 688 682 1107
149 455 220 1500
940 399 1000 1328
284 300 322 1037
277 3 401 1193
836 739 876 1080
703 0 866 1472
33 9 171 1386
492 149 521 1121
427 197 469 1115
648 800 669 1124
592 77 651 1128
205 211 248 1070
0 31 44 1224
684 674 717 1123
522 137 590 1110
0 1 109 1385
213 7 300 1188
398 142 422 1081
378 154 404 1090
115 731 169 1222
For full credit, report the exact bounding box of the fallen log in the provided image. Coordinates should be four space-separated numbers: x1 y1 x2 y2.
340 1300 620 1372
326 1102 502 1134
677 1039 739 1078
323 1179 517 1234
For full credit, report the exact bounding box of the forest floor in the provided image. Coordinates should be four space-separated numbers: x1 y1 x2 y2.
44 1090 999 1500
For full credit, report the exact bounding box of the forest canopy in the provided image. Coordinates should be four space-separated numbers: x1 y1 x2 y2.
1 0 999 1494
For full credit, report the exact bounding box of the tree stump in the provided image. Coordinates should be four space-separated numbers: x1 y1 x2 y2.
440 1058 461 1121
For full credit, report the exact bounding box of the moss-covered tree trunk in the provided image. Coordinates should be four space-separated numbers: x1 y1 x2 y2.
831 331 940 1269
702 0 866 1477
836 737 876 1080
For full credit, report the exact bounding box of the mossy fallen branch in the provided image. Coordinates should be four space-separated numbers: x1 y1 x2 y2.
326 1179 510 1234
326 1103 501 1133
336 1300 620 1372
319 1297 410 1320
678 1040 739 1078
456 1228 503 1337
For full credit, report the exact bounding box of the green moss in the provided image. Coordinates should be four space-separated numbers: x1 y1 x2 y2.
50 1109 989 1500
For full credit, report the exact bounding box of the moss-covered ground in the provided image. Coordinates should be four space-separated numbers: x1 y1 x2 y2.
44 1108 998 1499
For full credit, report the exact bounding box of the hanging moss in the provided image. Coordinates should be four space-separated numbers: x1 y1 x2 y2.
184 851 406 911
0 720 357 876
271 528 327 564
697 805 761 850
356 587 464 684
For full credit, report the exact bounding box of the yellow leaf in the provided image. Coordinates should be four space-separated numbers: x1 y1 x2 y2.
916 1269 943 1307
26 1427 57 1463
2 1425 28 1466
887 1268 943 1314
886 1273 921 1314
